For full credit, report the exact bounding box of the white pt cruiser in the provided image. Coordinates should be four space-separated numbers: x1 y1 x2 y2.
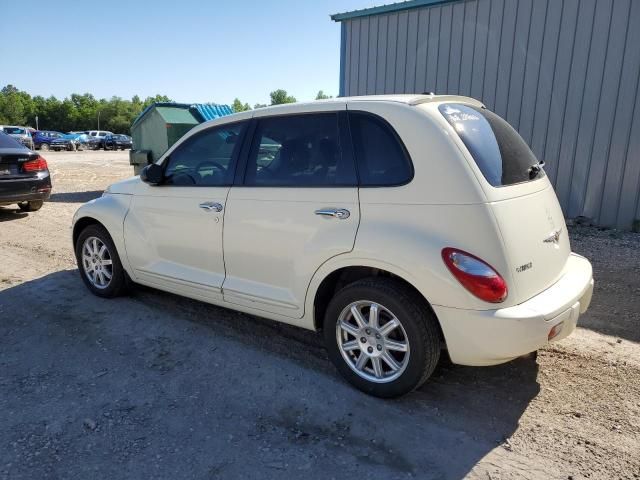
72 95 594 397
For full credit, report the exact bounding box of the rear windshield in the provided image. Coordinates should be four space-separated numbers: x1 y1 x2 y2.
439 103 544 187
0 132 26 149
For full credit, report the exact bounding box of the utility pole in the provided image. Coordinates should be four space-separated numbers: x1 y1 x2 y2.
35 115 39 130
98 111 101 130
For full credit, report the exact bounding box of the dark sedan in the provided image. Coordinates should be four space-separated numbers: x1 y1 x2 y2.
0 132 51 212
104 134 132 150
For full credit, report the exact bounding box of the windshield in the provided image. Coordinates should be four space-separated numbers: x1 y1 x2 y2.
439 103 544 187
3 127 26 135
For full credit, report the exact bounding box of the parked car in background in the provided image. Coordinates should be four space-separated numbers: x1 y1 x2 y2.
86 130 114 150
33 131 64 151
0 131 51 212
0 126 34 149
103 134 132 150
50 133 92 151
71 95 594 398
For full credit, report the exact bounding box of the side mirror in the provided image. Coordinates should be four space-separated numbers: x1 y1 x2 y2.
140 163 164 185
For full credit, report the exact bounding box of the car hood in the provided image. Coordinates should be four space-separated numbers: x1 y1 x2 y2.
106 176 141 195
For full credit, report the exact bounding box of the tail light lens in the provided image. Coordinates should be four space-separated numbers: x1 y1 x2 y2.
22 156 48 172
442 247 508 303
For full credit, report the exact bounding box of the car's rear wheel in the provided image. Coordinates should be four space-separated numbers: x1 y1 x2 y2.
323 278 441 398
18 200 43 212
40 143 49 151
75 224 128 298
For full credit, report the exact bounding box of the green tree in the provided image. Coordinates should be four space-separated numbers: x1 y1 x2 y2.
253 103 267 109
142 94 171 109
269 89 296 105
232 98 251 112
315 90 332 100
0 85 30 125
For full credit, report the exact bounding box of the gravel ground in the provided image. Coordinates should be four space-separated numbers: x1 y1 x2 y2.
0 150 639 479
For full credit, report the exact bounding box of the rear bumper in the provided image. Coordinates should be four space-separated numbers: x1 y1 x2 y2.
0 174 52 205
434 253 594 366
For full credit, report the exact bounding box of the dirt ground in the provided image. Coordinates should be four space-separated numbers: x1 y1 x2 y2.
1 150 639 479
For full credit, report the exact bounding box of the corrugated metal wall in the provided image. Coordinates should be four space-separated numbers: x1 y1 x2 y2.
340 0 640 228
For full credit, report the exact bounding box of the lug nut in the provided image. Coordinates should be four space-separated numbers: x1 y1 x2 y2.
377 344 382 351
375 333 381 339
367 346 373 354
360 337 367 343
365 329 371 335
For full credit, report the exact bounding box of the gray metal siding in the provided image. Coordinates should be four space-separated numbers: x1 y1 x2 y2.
340 0 640 228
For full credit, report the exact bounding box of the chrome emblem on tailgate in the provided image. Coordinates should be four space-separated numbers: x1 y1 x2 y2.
543 228 562 244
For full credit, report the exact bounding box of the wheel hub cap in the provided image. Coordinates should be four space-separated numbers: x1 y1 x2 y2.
359 329 385 357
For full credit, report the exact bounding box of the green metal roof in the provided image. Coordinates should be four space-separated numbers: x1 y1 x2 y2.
331 0 458 21
155 107 199 125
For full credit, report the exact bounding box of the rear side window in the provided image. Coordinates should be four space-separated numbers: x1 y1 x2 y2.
348 112 413 186
3 127 26 135
439 103 544 187
244 113 356 187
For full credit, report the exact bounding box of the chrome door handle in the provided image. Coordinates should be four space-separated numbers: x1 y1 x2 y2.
199 201 223 212
315 208 350 220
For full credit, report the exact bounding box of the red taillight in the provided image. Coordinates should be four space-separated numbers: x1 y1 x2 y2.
442 247 508 303
22 156 48 172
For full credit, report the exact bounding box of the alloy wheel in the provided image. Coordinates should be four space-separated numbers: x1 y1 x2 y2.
336 300 410 383
81 236 113 289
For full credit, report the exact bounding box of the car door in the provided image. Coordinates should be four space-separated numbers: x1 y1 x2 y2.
123 121 247 302
222 106 360 318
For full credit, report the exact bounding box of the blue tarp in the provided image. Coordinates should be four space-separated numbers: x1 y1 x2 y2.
131 102 233 129
192 103 233 122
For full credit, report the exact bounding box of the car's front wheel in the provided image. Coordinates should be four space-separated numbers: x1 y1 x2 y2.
324 278 441 398
40 143 49 151
75 224 128 298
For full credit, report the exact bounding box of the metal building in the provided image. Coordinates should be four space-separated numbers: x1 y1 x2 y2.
332 0 640 228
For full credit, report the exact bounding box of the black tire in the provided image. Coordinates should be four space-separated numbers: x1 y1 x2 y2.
74 224 128 298
18 200 43 212
323 278 441 398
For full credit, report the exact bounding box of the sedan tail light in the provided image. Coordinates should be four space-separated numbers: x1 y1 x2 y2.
22 156 48 172
442 247 508 303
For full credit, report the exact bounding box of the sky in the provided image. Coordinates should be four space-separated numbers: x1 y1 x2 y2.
0 0 378 107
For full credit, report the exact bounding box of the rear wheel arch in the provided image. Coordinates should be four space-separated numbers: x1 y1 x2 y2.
311 264 445 346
